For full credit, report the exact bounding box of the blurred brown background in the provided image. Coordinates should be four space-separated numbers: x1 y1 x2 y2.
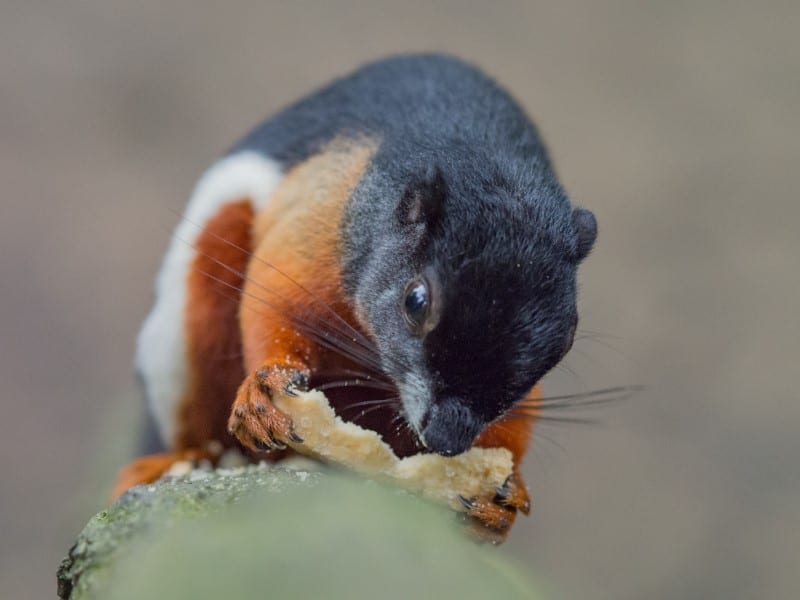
2 1 798 598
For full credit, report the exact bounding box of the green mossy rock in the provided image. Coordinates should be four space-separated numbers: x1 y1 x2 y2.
58 465 540 599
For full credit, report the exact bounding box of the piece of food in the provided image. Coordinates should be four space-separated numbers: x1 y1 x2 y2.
273 390 514 511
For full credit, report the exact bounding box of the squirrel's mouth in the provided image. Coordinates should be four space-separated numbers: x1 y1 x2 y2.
309 372 425 458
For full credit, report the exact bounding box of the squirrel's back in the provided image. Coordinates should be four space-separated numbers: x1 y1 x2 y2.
232 54 552 173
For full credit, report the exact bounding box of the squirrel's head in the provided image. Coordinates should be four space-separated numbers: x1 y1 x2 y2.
343 156 596 456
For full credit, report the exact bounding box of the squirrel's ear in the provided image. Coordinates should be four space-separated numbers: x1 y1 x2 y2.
397 165 446 227
571 208 597 262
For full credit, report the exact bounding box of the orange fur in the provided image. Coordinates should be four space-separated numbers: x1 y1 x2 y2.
228 139 378 454
112 449 213 499
178 200 254 450
240 138 376 376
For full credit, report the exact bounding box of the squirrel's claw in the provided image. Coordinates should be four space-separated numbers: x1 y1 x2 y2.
458 495 476 510
459 473 531 543
493 474 531 515
229 365 308 454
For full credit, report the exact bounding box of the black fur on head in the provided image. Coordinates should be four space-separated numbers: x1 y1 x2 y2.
343 147 596 456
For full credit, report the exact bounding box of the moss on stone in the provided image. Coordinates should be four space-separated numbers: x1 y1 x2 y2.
58 465 540 599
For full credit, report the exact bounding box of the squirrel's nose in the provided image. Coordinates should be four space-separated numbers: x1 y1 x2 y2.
421 398 483 457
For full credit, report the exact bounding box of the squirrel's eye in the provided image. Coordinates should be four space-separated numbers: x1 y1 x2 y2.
403 279 429 330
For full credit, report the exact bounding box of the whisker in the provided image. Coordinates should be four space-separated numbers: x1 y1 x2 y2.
199 285 249 362
574 335 622 351
486 421 566 461
175 213 407 373
510 385 643 425
194 261 387 374
576 328 622 341
517 397 621 411
183 238 379 363
173 231 398 377
390 411 411 432
196 267 389 374
315 380 397 393
574 330 640 364
313 368 392 382
519 385 643 407
339 397 402 411
347 399 402 422
553 361 582 380
531 428 567 456
511 412 600 426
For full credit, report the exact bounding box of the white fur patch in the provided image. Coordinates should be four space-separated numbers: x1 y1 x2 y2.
398 372 432 445
136 152 284 445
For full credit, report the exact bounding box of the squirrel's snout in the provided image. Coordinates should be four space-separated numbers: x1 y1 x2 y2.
421 398 482 457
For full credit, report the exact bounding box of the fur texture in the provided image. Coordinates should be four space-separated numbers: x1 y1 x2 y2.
228 54 595 453
136 52 594 485
126 54 597 538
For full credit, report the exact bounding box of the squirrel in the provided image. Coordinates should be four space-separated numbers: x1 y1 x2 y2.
116 54 597 540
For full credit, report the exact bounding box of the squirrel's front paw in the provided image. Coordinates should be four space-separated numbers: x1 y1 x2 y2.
458 473 531 544
228 365 308 452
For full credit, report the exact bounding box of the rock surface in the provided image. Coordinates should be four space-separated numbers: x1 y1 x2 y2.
57 464 540 599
